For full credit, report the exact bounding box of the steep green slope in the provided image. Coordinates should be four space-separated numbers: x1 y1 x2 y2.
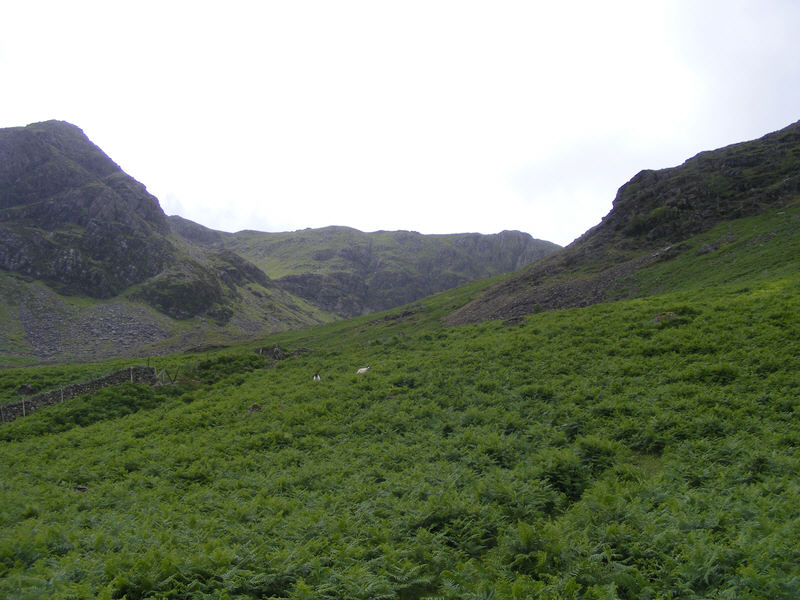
447 119 800 324
169 219 561 318
1 208 798 599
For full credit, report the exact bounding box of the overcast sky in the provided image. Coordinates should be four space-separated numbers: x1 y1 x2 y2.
2 1 799 246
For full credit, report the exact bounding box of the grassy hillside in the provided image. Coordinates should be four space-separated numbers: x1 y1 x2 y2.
1 208 799 598
184 224 560 318
447 120 800 325
215 227 557 280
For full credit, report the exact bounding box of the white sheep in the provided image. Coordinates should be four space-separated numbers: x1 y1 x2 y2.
356 366 371 375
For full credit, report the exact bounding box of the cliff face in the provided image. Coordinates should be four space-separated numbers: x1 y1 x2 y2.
0 121 173 297
171 223 562 318
446 120 800 325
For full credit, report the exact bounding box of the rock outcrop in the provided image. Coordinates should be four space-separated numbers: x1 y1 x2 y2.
0 121 331 361
0 121 173 297
446 120 800 325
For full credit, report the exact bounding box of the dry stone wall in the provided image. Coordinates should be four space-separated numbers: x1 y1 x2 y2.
0 366 157 423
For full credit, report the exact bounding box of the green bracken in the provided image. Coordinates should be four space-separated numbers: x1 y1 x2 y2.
1 204 799 599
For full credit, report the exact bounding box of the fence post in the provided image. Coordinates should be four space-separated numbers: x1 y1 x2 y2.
130 366 134 383
22 397 26 418
61 388 64 403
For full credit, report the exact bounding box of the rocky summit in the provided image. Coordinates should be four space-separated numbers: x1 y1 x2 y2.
0 121 173 297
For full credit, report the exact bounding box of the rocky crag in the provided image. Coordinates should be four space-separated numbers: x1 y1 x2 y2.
169 220 561 318
0 120 560 361
0 121 172 297
0 121 289 323
0 122 332 361
446 120 800 325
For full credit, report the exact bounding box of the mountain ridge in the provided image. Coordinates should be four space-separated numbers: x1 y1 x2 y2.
445 119 800 325
0 120 559 362
0 121 335 361
5 117 798 361
168 219 560 317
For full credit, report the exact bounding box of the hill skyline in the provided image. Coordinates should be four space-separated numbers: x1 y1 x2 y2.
1 113 799 597
1 115 798 365
5 3 800 249
0 120 559 363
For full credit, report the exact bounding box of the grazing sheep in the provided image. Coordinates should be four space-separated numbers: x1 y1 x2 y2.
356 366 371 375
